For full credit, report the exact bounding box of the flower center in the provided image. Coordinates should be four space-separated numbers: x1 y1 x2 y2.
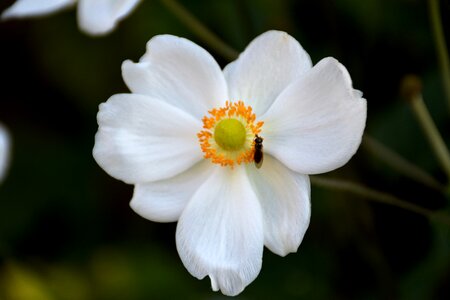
214 119 246 151
197 101 264 168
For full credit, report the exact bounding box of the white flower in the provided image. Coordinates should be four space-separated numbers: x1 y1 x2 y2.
0 124 11 183
93 30 367 296
1 0 142 36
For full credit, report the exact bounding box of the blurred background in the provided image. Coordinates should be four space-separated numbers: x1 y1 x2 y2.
0 0 449 299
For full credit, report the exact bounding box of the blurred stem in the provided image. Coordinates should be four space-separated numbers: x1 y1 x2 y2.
362 134 446 192
160 0 239 61
428 0 450 110
409 93 450 182
311 176 450 226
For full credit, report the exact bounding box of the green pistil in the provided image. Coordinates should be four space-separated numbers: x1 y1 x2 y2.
214 118 246 151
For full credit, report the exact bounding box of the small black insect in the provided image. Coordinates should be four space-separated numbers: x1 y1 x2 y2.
254 134 264 169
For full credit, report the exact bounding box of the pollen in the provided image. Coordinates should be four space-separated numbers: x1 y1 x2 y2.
197 101 264 168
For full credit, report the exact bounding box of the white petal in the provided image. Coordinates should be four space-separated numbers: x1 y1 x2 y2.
224 30 312 116
176 167 264 296
122 35 228 119
246 155 310 256
0 124 11 183
130 160 213 223
1 0 75 19
93 93 203 184
262 57 367 175
77 0 141 35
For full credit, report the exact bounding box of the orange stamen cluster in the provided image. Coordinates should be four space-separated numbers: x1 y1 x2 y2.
197 101 264 167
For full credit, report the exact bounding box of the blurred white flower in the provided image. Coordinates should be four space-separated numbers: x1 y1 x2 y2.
93 30 367 296
1 0 142 36
0 124 11 183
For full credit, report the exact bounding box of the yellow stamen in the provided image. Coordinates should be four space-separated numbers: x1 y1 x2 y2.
197 101 264 168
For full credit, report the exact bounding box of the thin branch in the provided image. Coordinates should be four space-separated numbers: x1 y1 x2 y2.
409 93 450 181
160 0 239 61
362 134 445 192
310 176 450 226
428 0 450 111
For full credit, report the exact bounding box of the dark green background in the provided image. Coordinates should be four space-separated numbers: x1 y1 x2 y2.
0 0 449 299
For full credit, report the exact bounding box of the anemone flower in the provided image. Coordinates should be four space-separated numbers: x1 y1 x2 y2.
0 124 11 183
1 0 142 36
93 30 367 296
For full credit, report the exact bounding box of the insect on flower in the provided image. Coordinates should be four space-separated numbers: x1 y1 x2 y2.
254 134 264 169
